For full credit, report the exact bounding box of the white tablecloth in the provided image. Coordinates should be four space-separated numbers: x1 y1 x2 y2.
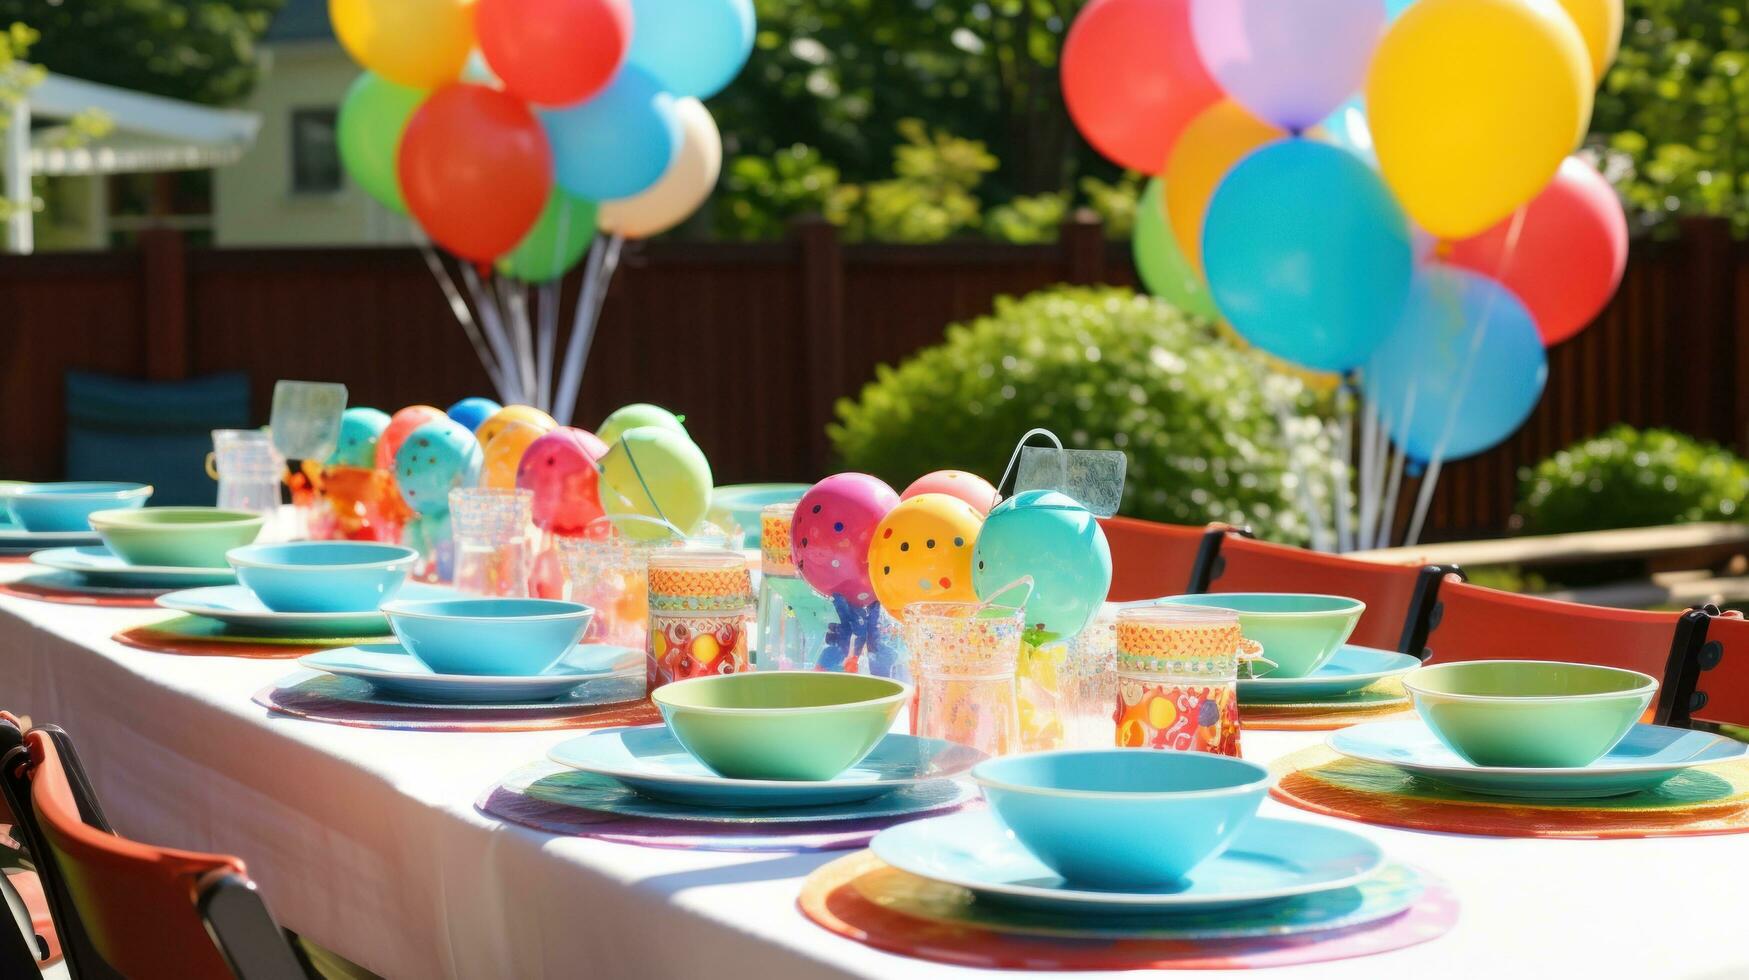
0 563 1745 980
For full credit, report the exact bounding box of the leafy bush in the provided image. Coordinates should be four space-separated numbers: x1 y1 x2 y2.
829 286 1315 541
1518 425 1749 534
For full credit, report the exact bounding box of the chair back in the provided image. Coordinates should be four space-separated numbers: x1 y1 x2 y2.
1422 578 1702 725
1100 517 1218 601
1677 613 1749 731
1202 532 1443 653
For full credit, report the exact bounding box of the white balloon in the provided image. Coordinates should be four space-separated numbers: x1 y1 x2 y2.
597 97 722 239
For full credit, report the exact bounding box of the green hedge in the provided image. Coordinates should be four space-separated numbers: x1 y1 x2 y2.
1518 425 1749 534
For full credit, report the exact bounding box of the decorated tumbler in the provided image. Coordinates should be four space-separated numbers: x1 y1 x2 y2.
1114 605 1258 756
647 548 755 689
905 600 1026 757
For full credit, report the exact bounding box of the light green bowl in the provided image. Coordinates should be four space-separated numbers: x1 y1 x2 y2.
652 671 909 781
88 507 265 568
1404 660 1657 768
1160 593 1365 678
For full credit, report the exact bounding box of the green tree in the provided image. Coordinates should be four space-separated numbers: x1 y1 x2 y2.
1590 0 1749 236
1 23 110 226
0 0 282 105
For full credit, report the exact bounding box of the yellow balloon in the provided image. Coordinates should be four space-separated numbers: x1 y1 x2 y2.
1366 0 1591 240
479 419 546 490
331 0 475 89
598 98 723 239
1163 101 1283 274
867 493 982 619
474 404 555 452
1556 0 1623 82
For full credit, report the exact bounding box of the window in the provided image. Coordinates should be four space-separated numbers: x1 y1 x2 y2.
290 107 341 194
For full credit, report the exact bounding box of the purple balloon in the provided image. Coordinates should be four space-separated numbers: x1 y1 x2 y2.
1190 0 1386 132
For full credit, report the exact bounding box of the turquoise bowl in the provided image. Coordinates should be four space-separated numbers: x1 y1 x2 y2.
1405 660 1657 768
228 541 418 613
972 749 1270 890
653 672 909 781
1161 593 1365 678
88 507 263 568
381 597 594 676
706 483 811 543
3 482 151 532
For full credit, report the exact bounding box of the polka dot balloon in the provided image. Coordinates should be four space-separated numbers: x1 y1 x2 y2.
868 492 983 617
791 473 900 607
374 405 444 471
394 417 483 516
327 407 390 468
515 426 609 534
901 469 999 517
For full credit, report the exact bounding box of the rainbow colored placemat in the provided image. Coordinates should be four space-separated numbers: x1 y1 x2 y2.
1242 682 1415 732
254 675 660 733
477 762 969 852
114 615 388 659
799 851 1456 970
1270 745 1749 839
0 574 164 608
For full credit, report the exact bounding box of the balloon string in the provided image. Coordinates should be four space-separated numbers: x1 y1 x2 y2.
976 575 1035 616
418 240 511 401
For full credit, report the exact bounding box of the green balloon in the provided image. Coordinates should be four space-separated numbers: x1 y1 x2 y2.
500 191 598 282
597 402 687 447
337 72 424 215
1134 177 1220 320
600 426 713 540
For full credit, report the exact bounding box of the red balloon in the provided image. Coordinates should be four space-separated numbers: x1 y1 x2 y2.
1062 0 1222 174
476 0 632 106
1447 157 1628 347
516 426 610 534
398 84 552 262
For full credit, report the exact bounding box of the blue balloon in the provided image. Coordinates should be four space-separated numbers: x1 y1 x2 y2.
395 418 483 516
446 397 501 432
628 0 755 100
1363 265 1548 463
971 490 1112 640
542 66 681 202
1385 0 1417 20
328 407 390 468
1317 97 1374 165
1203 139 1413 373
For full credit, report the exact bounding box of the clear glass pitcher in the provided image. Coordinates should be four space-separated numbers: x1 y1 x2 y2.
208 429 282 514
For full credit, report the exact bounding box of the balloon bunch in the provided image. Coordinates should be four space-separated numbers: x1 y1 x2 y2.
1066 0 1629 549
331 0 752 421
789 468 1114 679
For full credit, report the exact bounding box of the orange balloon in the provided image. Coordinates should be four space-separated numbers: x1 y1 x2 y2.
901 470 998 517
867 493 983 618
475 404 556 451
480 419 547 489
1163 100 1283 274
375 405 444 470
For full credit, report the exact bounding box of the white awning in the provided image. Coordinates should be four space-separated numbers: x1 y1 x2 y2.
25 71 260 177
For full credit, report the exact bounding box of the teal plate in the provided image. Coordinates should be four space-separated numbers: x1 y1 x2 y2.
523 769 973 824
1239 645 1419 703
549 727 986 808
33 546 235 587
298 642 639 704
0 528 101 548
158 582 455 636
871 812 1383 914
1328 719 1749 799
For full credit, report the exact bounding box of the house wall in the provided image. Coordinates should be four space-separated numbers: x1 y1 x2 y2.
213 41 414 247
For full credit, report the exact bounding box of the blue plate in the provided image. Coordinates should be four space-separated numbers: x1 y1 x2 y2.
33 546 235 587
1239 645 1420 703
870 812 1383 914
524 768 974 824
0 528 102 548
299 642 637 704
549 726 986 808
157 582 455 636
1328 719 1748 799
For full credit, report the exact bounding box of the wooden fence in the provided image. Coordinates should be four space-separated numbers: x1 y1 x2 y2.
2 217 1745 540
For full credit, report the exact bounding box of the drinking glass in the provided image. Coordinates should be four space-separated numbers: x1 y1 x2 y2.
449 487 534 597
1114 605 1257 756
208 429 282 514
270 381 347 539
754 502 832 670
647 548 755 689
905 600 1026 757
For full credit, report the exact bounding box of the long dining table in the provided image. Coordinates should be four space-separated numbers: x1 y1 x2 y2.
0 561 1744 979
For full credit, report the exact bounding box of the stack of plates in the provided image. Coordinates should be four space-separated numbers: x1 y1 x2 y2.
1240 645 1420 706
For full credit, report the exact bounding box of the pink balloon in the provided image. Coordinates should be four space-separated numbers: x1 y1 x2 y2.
1446 156 1628 347
515 426 610 534
791 473 900 607
901 470 999 517
1190 0 1385 131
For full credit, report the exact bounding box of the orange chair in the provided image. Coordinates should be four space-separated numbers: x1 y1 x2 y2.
1419 577 1707 726
9 730 304 980
1200 530 1450 655
1100 517 1221 601
1673 611 1749 732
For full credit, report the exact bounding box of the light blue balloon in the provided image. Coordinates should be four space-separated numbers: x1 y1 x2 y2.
1362 265 1548 463
628 0 756 99
1385 0 1416 20
542 66 681 202
327 407 390 468
1203 138 1413 374
1317 96 1374 165
395 418 483 516
971 490 1112 640
446 397 501 433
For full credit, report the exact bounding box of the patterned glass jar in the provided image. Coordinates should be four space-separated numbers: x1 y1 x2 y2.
647 548 756 689
755 503 833 670
1114 605 1259 756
